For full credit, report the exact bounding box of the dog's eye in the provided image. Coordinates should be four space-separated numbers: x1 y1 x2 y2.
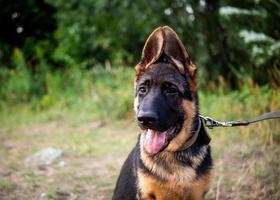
166 87 178 95
163 82 178 95
139 86 147 95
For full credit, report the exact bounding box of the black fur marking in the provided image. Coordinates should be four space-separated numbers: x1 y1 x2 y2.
174 144 212 178
175 144 205 166
195 147 213 177
112 143 139 200
136 63 187 133
174 150 193 166
137 63 187 96
182 76 193 101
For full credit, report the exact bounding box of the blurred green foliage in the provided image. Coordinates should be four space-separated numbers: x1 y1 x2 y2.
0 64 135 120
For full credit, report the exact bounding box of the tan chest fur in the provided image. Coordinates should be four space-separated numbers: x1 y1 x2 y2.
138 170 211 200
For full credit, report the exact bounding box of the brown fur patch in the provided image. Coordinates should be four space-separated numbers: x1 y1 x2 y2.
135 63 144 82
188 62 198 92
166 99 196 152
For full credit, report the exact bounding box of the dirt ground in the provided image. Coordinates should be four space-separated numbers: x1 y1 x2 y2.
0 119 279 200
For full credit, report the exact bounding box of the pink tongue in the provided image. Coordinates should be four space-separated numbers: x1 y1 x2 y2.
144 129 166 155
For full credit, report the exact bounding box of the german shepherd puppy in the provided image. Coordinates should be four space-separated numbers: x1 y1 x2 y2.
113 26 212 200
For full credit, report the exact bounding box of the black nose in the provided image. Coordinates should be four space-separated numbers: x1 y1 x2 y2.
137 111 158 127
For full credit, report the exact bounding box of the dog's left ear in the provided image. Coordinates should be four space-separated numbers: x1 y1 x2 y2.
162 26 197 81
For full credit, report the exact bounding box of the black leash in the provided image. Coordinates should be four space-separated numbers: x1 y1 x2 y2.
199 111 280 129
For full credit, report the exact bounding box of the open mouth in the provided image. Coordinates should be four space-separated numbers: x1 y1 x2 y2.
142 121 182 155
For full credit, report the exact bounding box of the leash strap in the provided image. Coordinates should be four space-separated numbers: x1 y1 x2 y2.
199 111 280 129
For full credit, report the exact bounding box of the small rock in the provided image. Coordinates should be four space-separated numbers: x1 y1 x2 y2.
25 147 64 167
58 160 65 168
39 192 47 200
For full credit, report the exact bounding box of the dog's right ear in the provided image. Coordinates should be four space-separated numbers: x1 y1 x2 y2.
135 27 164 78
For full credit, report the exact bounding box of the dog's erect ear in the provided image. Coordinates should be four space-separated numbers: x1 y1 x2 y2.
135 27 164 77
135 26 197 90
141 27 164 67
162 26 189 74
162 26 197 91
162 26 196 77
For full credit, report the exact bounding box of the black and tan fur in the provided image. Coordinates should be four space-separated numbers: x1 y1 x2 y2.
113 26 212 200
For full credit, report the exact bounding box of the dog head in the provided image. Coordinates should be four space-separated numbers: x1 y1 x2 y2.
134 26 199 155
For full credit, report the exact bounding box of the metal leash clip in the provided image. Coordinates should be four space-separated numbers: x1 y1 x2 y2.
200 111 280 129
199 115 233 129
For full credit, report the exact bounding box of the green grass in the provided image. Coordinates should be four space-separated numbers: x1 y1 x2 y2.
0 179 16 193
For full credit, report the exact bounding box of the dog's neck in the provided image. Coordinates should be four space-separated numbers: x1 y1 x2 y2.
176 115 211 152
176 115 201 151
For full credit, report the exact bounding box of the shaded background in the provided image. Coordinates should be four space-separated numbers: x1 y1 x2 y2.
0 0 279 199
